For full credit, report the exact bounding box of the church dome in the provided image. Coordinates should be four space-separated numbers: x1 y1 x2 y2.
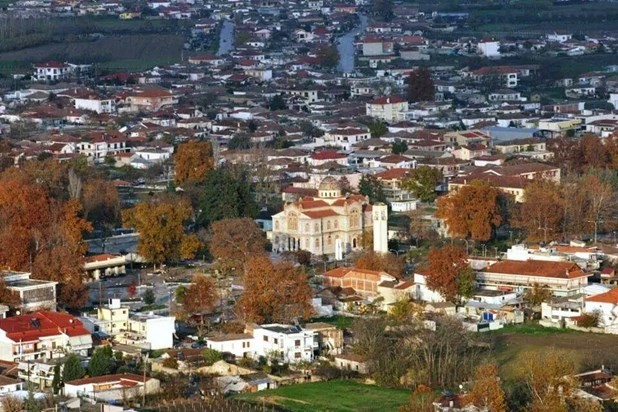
319 176 341 191
318 176 342 199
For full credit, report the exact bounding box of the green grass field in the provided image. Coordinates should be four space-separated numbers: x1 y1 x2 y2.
310 315 355 330
235 380 410 412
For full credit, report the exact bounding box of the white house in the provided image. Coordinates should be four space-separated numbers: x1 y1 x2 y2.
205 333 253 358
366 96 409 123
584 288 618 328
477 39 500 58
251 324 316 364
81 299 175 350
413 272 446 303
33 61 71 82
206 324 317 364
318 128 371 151
74 96 115 114
0 312 92 363
64 373 160 402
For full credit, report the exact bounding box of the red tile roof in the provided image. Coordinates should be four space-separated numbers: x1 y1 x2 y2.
310 151 347 160
587 288 618 304
0 311 90 342
302 210 340 219
483 260 588 279
370 96 406 105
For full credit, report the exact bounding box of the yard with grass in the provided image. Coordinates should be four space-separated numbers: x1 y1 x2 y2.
235 380 410 412
491 323 618 383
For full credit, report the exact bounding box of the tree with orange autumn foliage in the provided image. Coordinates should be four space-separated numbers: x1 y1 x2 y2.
0 171 92 310
399 384 436 412
237 255 314 323
174 140 215 186
208 218 267 274
183 275 218 315
353 250 404 277
436 180 504 241
424 245 475 303
514 179 564 242
122 198 201 267
469 363 507 412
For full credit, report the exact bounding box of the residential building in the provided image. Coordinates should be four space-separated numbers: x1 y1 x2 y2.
18 358 66 389
0 311 92 362
64 373 160 402
478 39 500 58
366 96 409 123
33 61 71 82
76 135 129 162
0 271 58 312
81 299 175 350
477 260 590 296
250 324 316 364
584 288 618 330
322 267 414 310
318 128 371 151
204 333 253 358
124 88 176 112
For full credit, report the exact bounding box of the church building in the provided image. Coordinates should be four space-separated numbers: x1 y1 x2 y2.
272 177 378 256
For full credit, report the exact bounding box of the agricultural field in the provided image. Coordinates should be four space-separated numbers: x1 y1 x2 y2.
0 34 184 73
235 380 411 412
491 324 618 382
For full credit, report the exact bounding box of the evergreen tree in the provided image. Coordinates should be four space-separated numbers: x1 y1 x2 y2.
407 68 435 102
198 166 258 227
89 346 115 377
62 354 85 383
51 364 61 394
358 175 387 204
143 288 155 305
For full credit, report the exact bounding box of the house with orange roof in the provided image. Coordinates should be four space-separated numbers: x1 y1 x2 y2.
0 311 92 362
321 267 414 311
478 260 591 296
585 288 618 329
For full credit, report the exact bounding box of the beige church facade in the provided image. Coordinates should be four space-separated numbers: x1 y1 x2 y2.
272 177 374 256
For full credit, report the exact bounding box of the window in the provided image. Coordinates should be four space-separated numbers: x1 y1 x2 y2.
274 338 278 344
305 223 309 233
263 336 269 342
334 220 338 229
295 340 301 347
295 352 301 359
327 220 331 230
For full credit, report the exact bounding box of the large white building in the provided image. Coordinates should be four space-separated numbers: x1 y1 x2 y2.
271 177 374 256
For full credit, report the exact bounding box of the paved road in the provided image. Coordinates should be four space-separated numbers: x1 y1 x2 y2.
86 234 138 254
218 20 234 56
337 13 368 73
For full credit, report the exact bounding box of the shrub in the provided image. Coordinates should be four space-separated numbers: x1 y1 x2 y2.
203 348 223 366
